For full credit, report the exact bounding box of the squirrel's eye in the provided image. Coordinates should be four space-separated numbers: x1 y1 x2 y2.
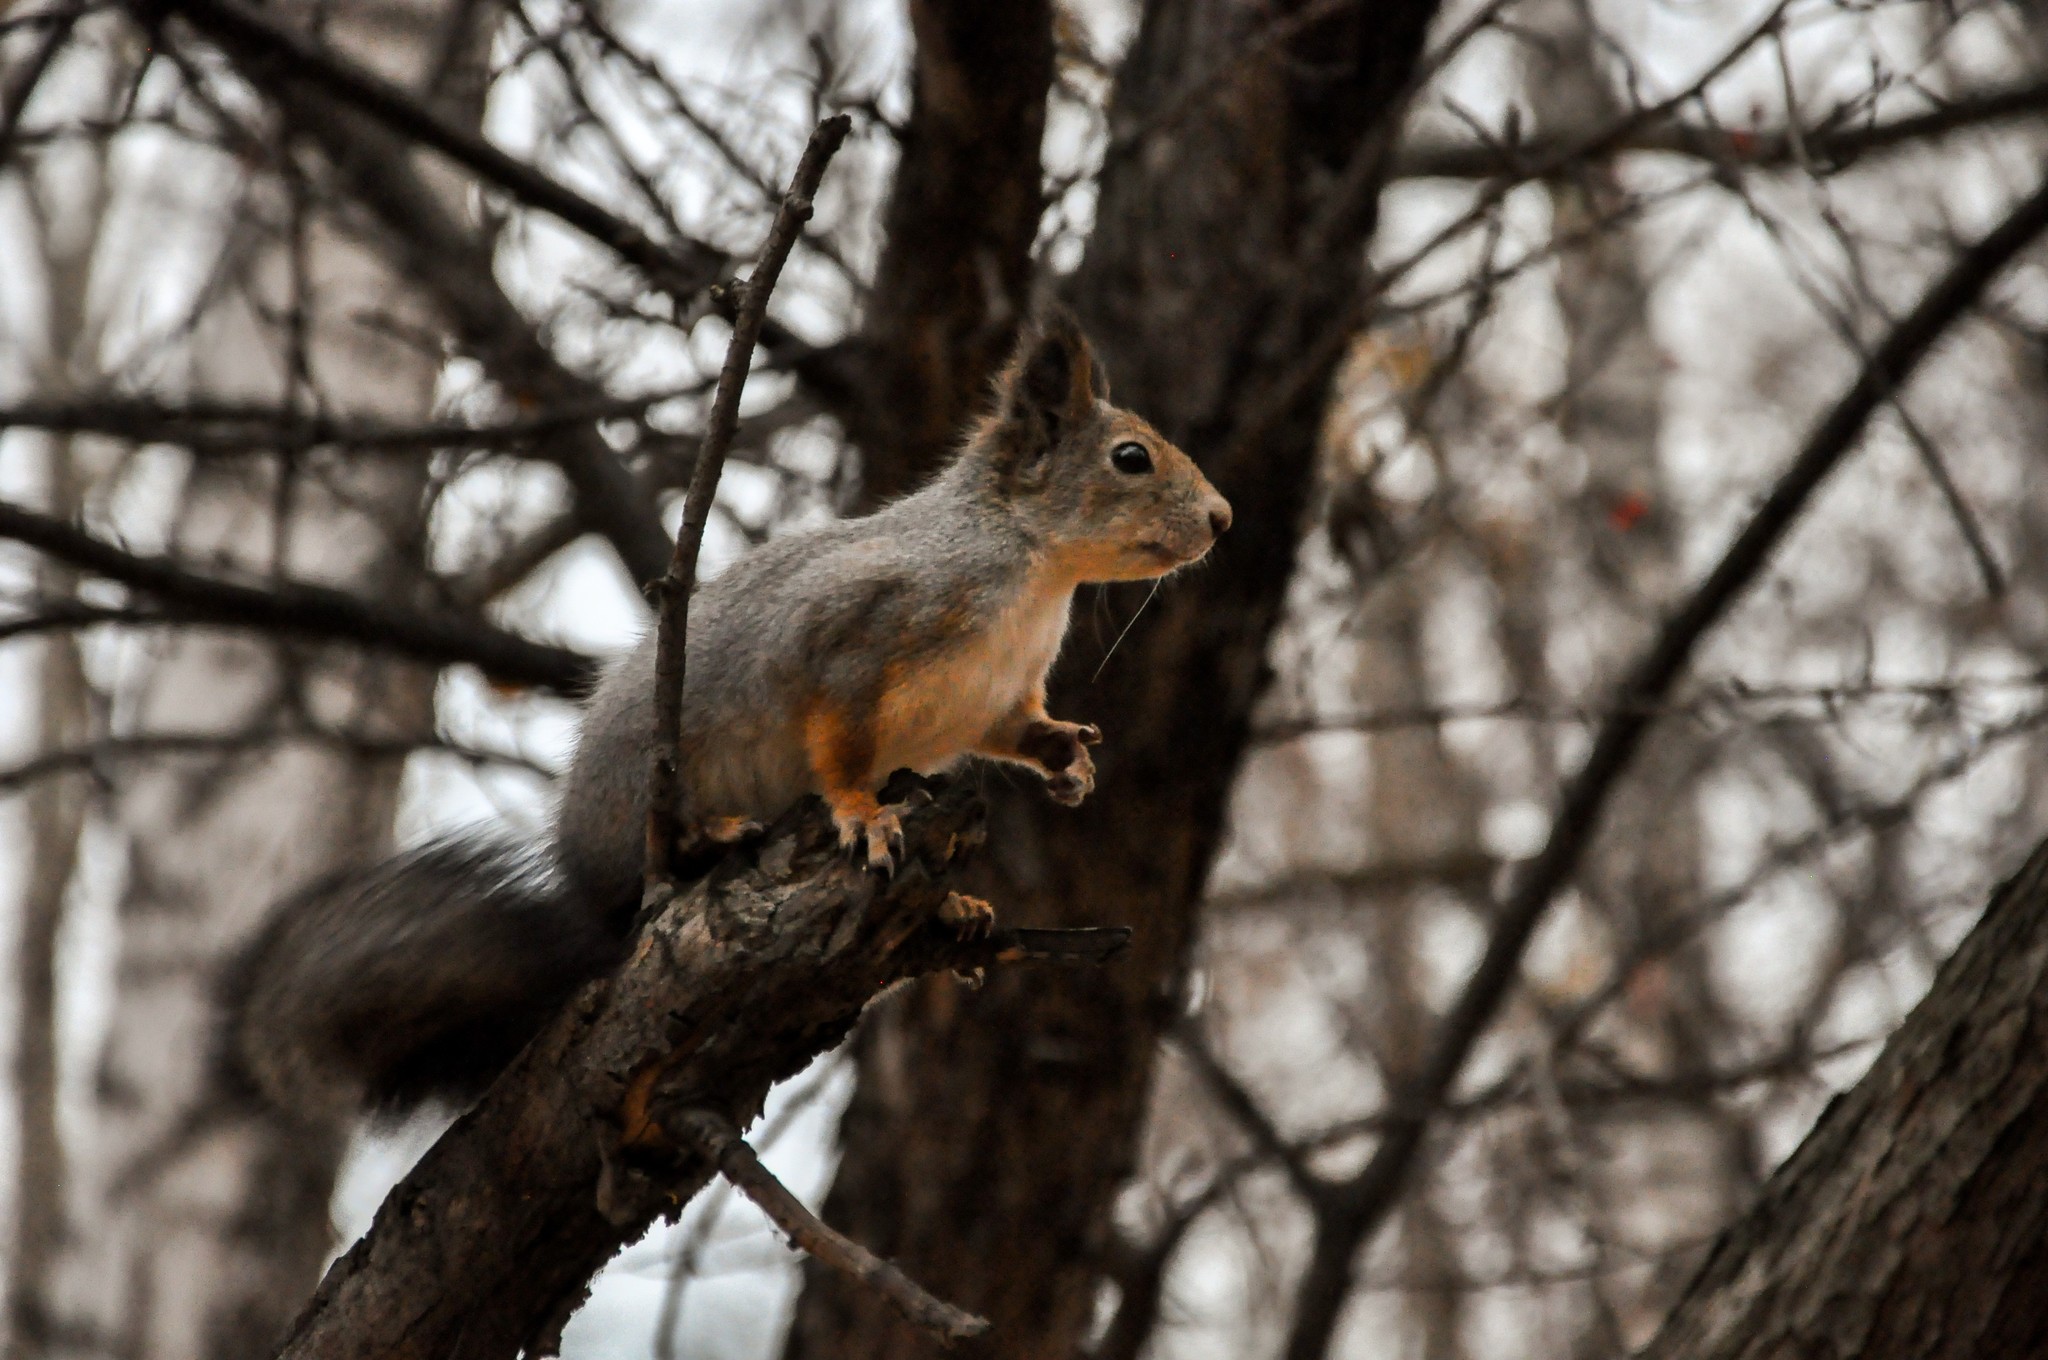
1111 442 1153 475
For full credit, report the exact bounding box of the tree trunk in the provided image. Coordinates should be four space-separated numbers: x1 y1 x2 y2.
782 3 1442 1357
840 0 1051 506
1638 839 2048 1360
33 8 479 1355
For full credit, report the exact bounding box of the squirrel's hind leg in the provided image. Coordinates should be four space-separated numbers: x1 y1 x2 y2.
802 701 905 875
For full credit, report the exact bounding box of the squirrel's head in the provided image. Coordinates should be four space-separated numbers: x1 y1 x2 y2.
976 307 1232 583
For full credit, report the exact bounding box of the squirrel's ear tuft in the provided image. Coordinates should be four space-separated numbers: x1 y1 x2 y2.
1003 305 1102 455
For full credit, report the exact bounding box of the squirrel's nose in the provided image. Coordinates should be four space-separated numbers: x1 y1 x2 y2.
1208 498 1233 538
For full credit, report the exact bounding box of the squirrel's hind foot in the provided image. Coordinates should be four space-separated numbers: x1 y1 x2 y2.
834 802 906 877
675 815 767 860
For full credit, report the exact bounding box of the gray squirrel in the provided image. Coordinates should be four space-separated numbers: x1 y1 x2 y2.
224 308 1232 1117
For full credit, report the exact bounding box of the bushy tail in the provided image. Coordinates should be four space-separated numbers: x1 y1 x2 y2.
222 836 626 1118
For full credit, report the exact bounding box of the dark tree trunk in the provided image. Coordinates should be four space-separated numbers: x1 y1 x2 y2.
782 3 1443 1357
1640 840 2048 1360
840 0 1051 505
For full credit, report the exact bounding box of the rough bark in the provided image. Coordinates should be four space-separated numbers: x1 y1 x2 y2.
1638 839 2048 1360
783 3 1443 1357
840 0 1051 505
267 779 1123 1360
33 5 480 1355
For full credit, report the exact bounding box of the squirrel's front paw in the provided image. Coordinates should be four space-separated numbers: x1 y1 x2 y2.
834 803 905 877
1019 719 1101 807
939 891 996 940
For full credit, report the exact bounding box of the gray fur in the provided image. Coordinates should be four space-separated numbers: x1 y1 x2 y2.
559 459 1043 908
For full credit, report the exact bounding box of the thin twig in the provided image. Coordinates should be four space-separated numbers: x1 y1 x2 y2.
670 1108 990 1345
152 0 727 303
642 113 849 894
1393 74 2048 181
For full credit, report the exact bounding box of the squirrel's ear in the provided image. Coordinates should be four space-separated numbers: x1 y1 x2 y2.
1008 305 1102 449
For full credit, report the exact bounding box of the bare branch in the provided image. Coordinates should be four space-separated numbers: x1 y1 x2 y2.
0 500 598 693
643 113 849 889
270 779 1125 1360
146 0 728 302
0 727 550 794
671 1109 989 1345
0 2 87 164
0 392 685 454
1394 75 2048 181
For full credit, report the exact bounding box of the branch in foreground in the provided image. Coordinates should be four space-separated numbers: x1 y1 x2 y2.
1640 840 2048 1359
1274 166 2048 1360
272 777 1128 1360
672 1109 988 1344
0 501 597 693
645 113 849 890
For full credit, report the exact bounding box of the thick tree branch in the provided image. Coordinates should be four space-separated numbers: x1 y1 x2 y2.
270 778 1128 1360
1639 840 2048 1359
143 0 727 302
785 5 1445 1357
645 114 849 889
0 500 598 693
1275 167 2048 1360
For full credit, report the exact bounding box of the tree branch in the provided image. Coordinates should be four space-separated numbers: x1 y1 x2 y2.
0 2 86 164
168 32 681 585
1276 166 2048 1360
0 500 598 693
270 777 1128 1360
144 0 728 302
0 727 550 794
0 393 684 454
671 1109 988 1345
1639 841 2048 1359
644 114 849 890
1393 75 2048 181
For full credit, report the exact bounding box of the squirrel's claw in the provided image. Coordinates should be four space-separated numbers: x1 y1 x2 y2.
834 803 905 878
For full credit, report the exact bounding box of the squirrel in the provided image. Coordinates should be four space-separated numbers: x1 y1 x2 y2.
224 307 1232 1118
